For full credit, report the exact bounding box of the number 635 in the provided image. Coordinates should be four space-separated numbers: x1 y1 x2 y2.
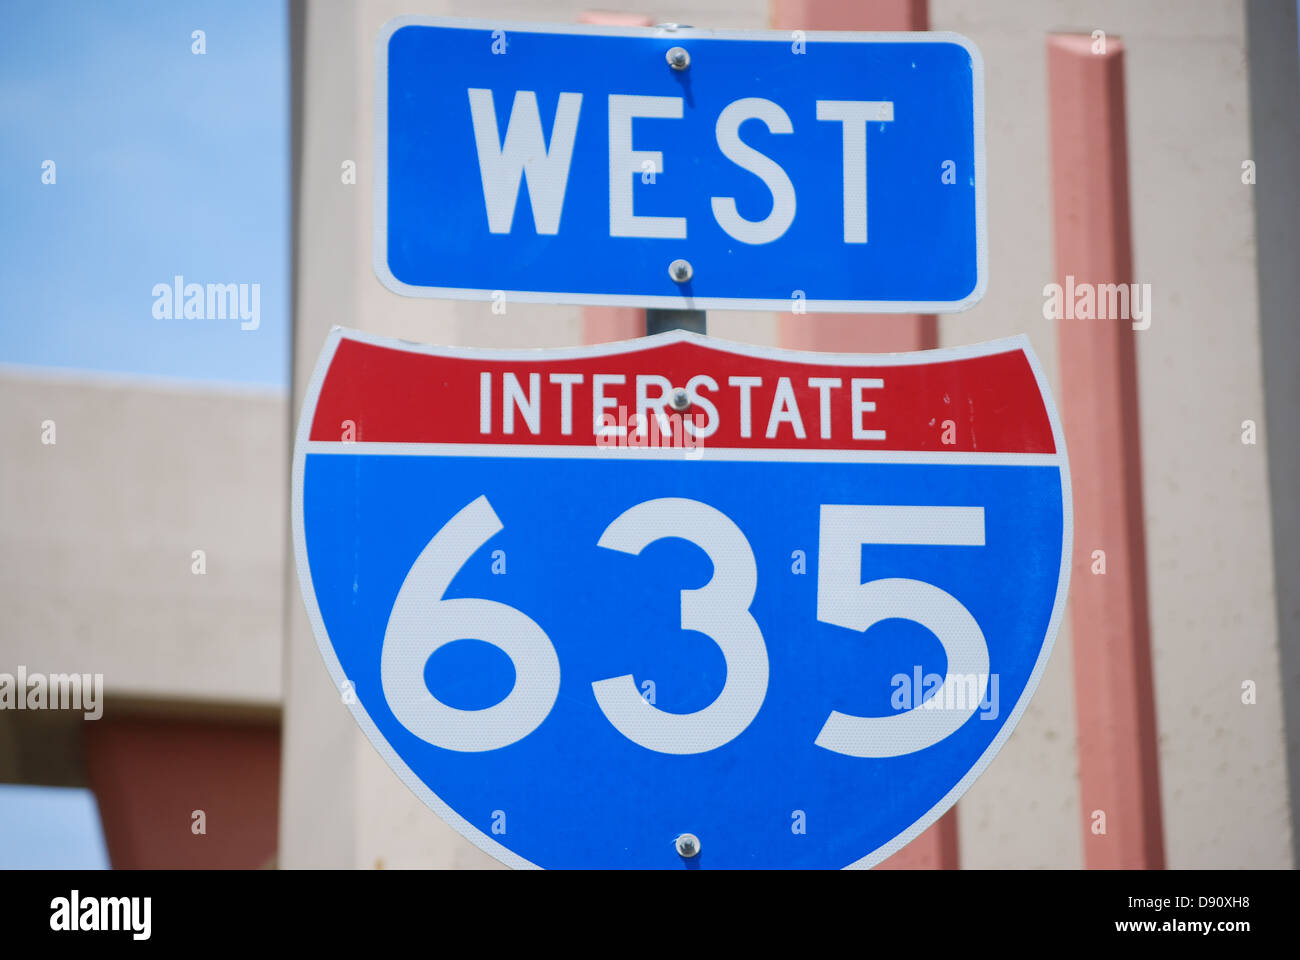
382 495 989 757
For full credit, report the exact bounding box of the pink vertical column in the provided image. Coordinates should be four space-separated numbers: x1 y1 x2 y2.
771 0 937 355
580 11 655 344
1047 34 1164 869
772 0 955 870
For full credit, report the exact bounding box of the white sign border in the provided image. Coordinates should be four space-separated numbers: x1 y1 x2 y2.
291 327 1072 870
372 16 989 314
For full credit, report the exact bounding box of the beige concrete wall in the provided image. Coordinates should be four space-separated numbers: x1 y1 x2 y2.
283 0 1293 868
0 367 286 706
1119 0 1290 869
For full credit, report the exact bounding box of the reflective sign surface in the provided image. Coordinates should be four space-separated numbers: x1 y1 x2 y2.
293 329 1070 868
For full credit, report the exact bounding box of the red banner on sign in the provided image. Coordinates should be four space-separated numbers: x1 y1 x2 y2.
309 333 1055 455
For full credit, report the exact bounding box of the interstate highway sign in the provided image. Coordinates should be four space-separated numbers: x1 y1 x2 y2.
292 329 1071 869
374 18 986 312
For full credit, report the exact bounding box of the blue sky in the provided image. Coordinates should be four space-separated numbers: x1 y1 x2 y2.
0 785 110 869
0 0 289 388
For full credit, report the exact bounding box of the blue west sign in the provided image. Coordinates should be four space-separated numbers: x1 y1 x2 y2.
374 18 987 312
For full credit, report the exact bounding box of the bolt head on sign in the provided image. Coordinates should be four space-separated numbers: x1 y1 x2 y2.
374 17 986 312
292 329 1072 869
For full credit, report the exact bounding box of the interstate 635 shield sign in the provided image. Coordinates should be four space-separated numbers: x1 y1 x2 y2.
292 329 1071 869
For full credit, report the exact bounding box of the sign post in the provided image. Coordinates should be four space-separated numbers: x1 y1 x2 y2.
646 308 705 335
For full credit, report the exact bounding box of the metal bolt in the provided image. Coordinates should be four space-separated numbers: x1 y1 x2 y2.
669 259 693 283
666 46 690 70
675 833 700 858
670 388 690 411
